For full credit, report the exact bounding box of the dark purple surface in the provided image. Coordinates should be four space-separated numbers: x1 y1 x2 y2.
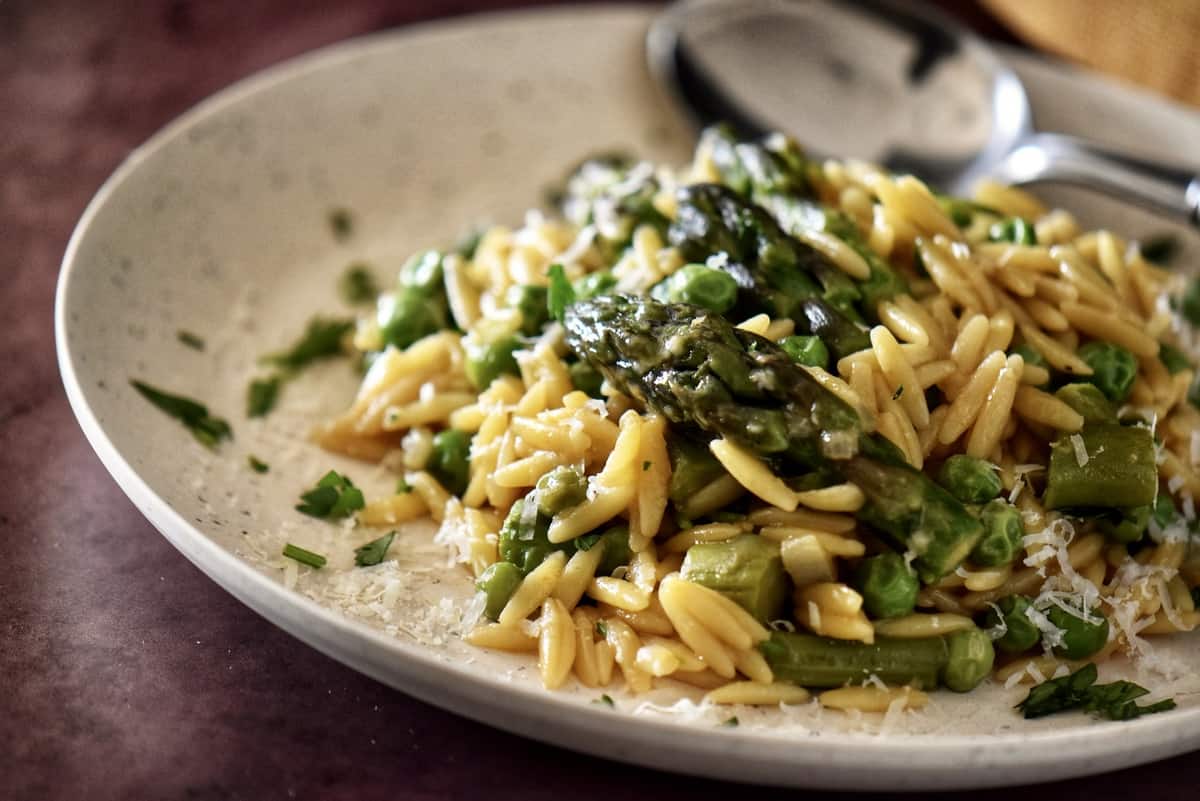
3 1 1194 798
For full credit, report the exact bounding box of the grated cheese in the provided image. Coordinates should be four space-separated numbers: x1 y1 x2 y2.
1069 433 1089 467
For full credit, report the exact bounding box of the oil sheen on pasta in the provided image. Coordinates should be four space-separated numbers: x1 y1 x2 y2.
317 124 1200 714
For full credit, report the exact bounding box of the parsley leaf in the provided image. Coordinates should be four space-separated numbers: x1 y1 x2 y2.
247 375 282 417
130 380 232 449
296 470 365 519
354 531 396 567
594 620 608 638
721 716 739 727
282 543 326 569
547 263 575 323
177 330 205 350
1017 663 1176 721
396 477 413 494
261 317 354 371
593 694 615 708
248 455 270 473
339 263 379 305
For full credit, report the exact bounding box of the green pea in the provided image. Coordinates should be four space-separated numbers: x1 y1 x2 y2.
779 335 829 369
1159 343 1192 375
970 499 1024 567
567 360 605 398
464 334 523 390
1098 504 1151 544
398 250 444 293
1054 383 1115 425
988 217 1037 245
852 553 918 619
1010 344 1047 385
1078 341 1137 403
589 525 633 578
574 271 618 300
982 595 1041 653
426 429 471 496
1046 604 1109 660
649 263 738 314
378 287 447 350
936 454 1002 504
1181 276 1200 327
941 628 995 693
535 465 587 517
506 284 550 336
475 561 523 621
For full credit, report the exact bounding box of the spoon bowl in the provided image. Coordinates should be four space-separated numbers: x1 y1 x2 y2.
648 0 1200 226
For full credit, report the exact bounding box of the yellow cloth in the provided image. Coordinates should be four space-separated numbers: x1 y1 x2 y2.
982 0 1200 107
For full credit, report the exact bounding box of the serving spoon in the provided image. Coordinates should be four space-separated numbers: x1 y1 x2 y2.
648 0 1200 228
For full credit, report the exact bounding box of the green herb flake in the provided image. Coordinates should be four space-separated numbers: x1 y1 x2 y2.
892 386 904 401
296 470 365 519
282 543 327 569
642 460 652 472
329 207 354 242
396 477 413 495
595 620 608 639
721 716 739 728
247 375 282 417
177 330 205 351
354 531 396 567
1016 663 1176 721
547 263 576 323
261 318 354 371
339 263 379 305
593 694 615 708
130 380 232 449
248 455 270 474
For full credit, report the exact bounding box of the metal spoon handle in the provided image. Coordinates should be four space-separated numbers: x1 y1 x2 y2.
994 132 1200 226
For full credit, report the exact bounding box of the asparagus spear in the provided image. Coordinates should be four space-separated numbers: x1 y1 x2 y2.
681 535 789 623
669 183 870 359
760 629 994 692
563 293 862 467
699 124 906 314
563 295 983 580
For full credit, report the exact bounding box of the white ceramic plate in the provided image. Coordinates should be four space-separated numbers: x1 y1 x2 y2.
56 5 1200 790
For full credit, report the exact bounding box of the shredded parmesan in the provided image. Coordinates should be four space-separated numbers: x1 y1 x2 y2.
1069 433 1089 467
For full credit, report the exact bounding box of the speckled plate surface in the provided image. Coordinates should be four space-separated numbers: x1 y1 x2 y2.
56 5 1200 790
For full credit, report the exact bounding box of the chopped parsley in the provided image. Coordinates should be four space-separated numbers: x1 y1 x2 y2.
354 531 396 567
642 460 652 471
547 263 575 322
261 317 354 371
296 470 365 519
282 543 327 569
593 694 615 708
339 263 379 305
396 477 413 494
247 375 281 417
1017 663 1175 721
247 455 270 473
176 330 205 350
892 385 904 400
328 207 354 242
594 620 608 638
130 380 232 449
721 716 739 728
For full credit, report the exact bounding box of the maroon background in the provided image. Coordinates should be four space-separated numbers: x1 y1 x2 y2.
3 2 1193 799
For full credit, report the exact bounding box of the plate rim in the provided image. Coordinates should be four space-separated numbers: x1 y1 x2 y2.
53 3 1200 790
